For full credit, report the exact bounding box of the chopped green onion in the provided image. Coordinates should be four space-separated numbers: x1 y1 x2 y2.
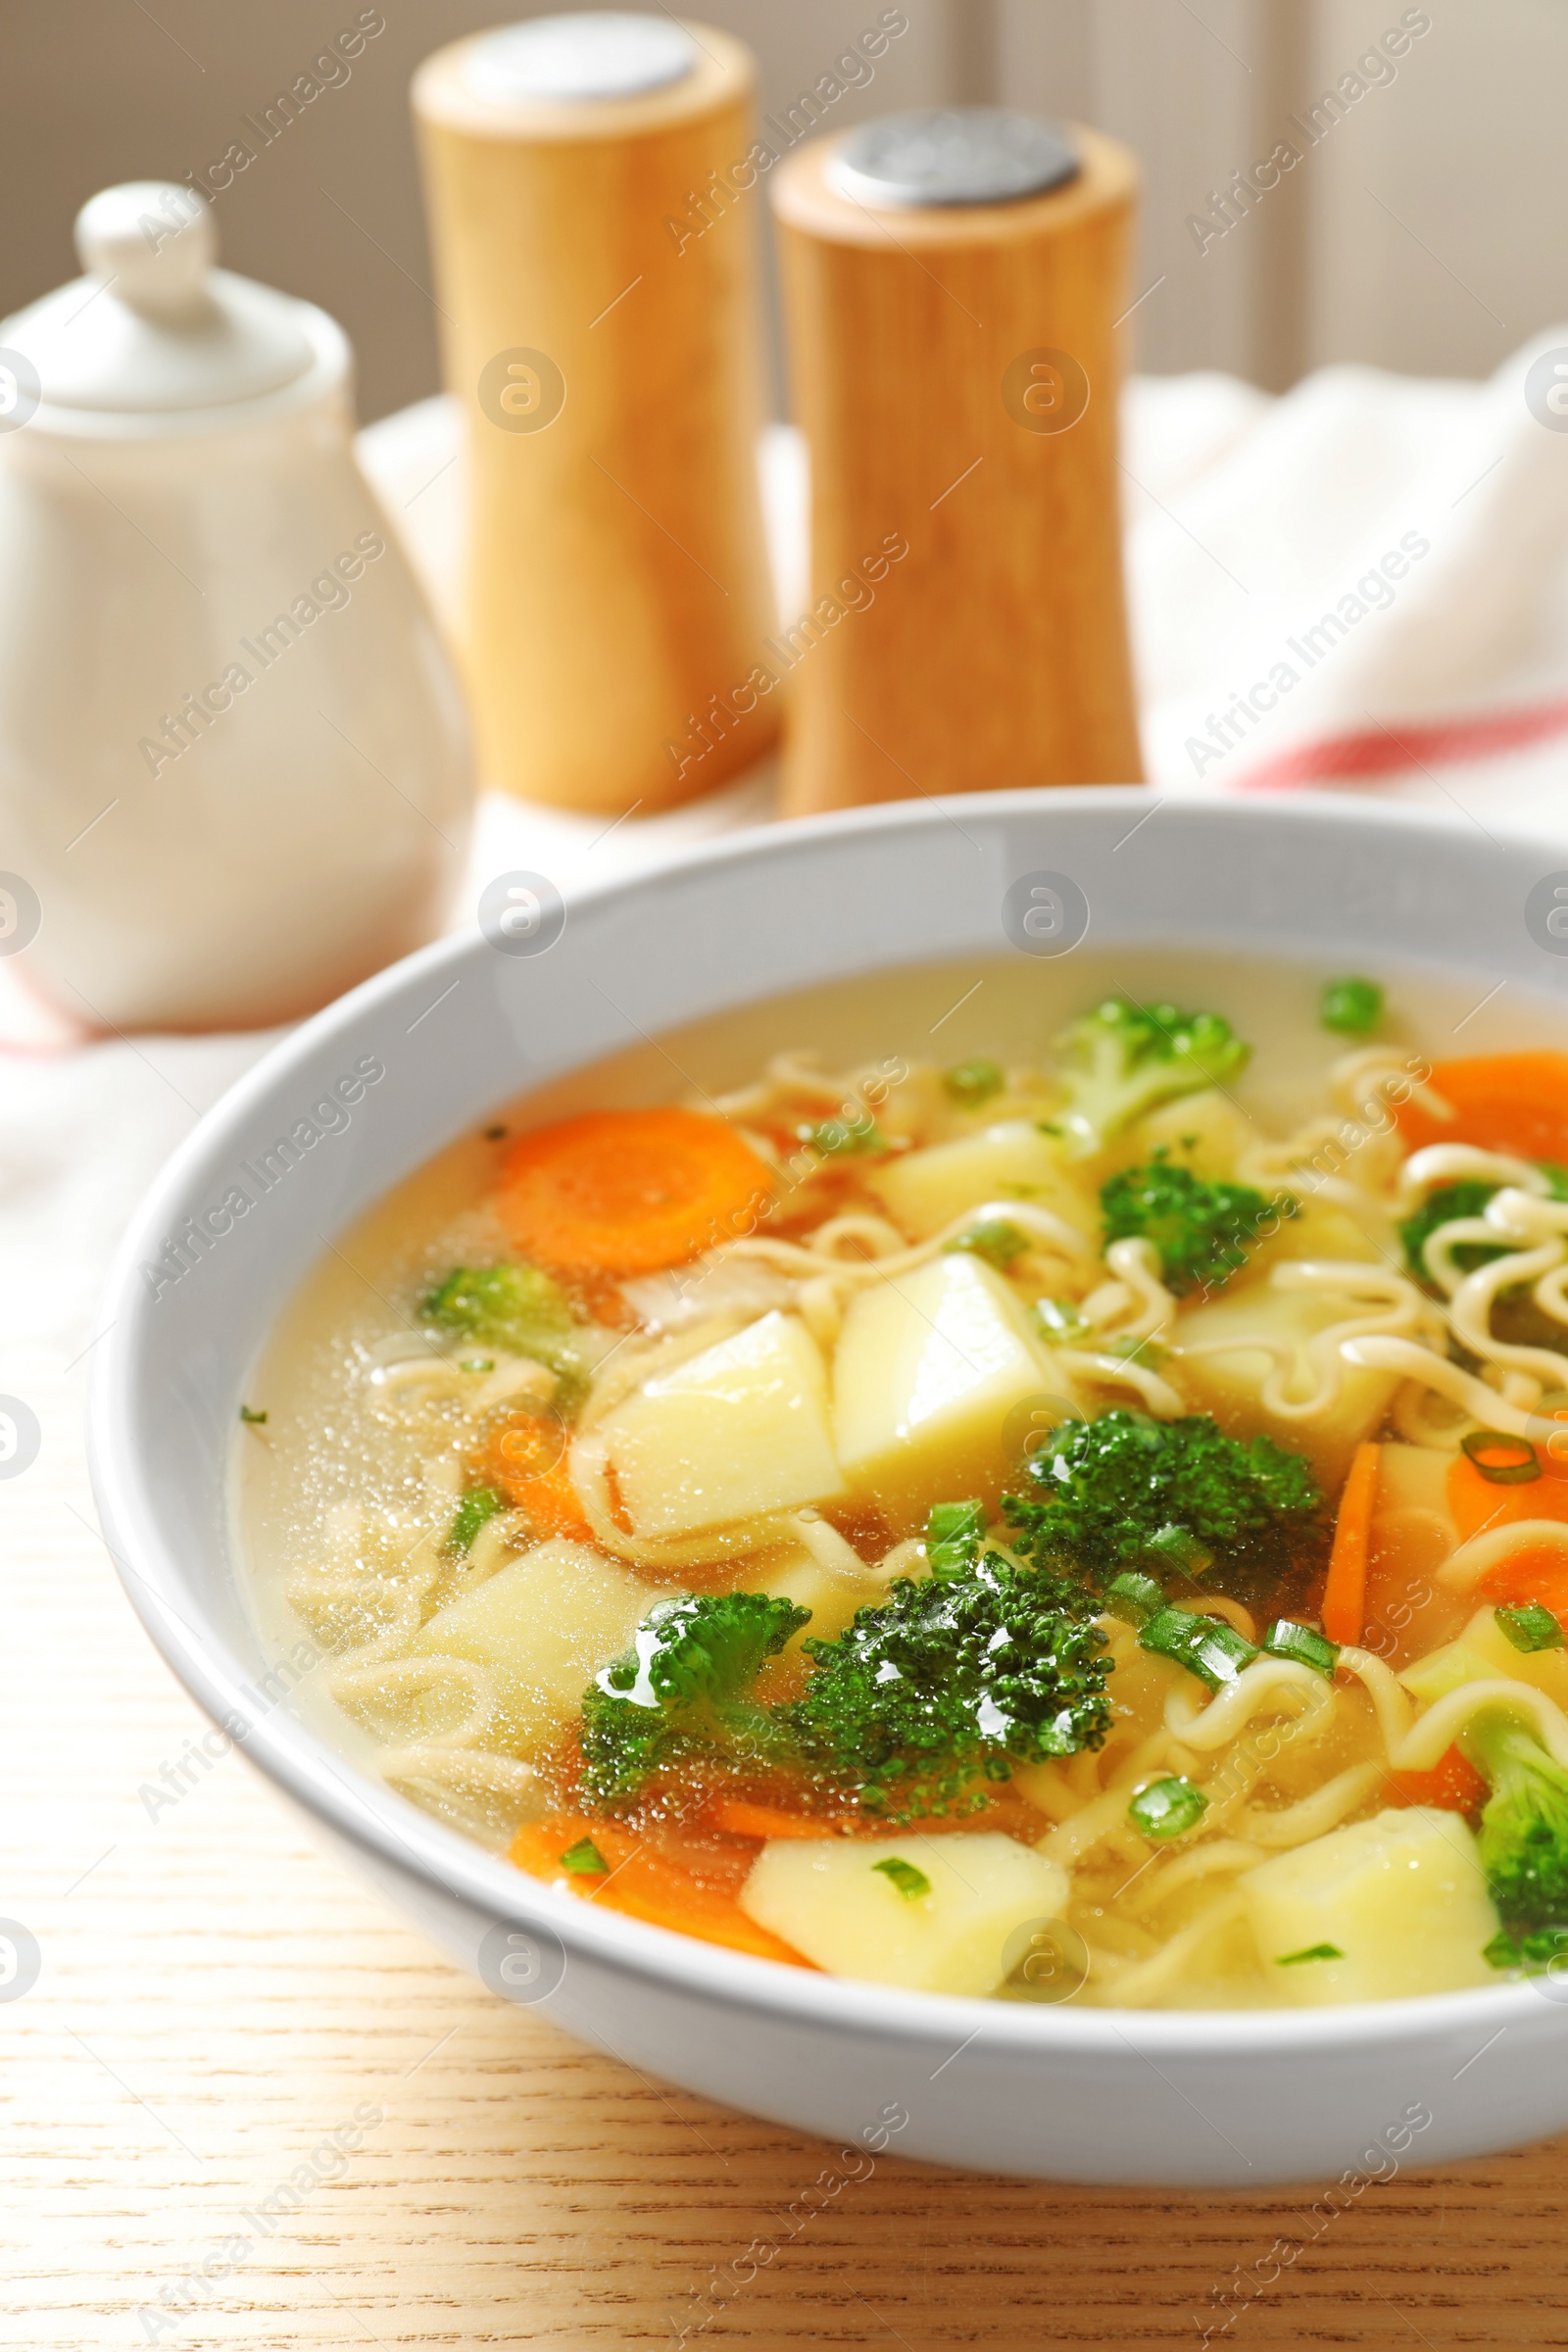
1461 1430 1542 1485
800 1117 887 1157
1276 1942 1343 1966
1138 1523 1211 1578
872 1856 930 1901
1034 1297 1088 1343
238 1404 268 1424
560 1838 609 1876
944 1217 1029 1270
1139 1606 1259 1690
1494 1601 1566 1654
1319 977 1383 1037
447 1485 507 1554
461 1356 495 1373
1106 1334 1171 1368
925 1498 986 1579
1262 1619 1341 1677
1128 1776 1208 1841
1102 1570 1166 1628
943 1057 1004 1108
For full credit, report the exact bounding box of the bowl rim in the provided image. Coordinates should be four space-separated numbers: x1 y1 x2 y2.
88 786 1561 2058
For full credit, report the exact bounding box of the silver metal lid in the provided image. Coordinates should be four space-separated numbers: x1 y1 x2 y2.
829 108 1078 209
465 13 698 104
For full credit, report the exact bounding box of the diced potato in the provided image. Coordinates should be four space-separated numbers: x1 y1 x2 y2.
1107 1089 1258 1181
1172 1280 1400 1488
868 1119 1092 1242
1241 1807 1498 2004
733 1541 883 1653
739 1833 1069 1995
833 1252 1055 1531
599 1310 844 1538
410 1539 649 1761
1399 1605 1568 1710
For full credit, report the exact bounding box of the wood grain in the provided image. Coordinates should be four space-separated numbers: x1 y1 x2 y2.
6 1342 1568 2349
771 124 1144 814
414 23 781 815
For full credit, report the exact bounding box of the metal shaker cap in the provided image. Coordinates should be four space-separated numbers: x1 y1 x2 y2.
465 12 698 103
829 108 1079 208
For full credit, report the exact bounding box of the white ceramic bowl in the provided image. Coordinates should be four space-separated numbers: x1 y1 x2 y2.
90 790 1568 2185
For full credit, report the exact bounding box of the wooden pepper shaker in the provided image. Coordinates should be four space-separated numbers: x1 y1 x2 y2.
414 14 779 813
770 108 1143 812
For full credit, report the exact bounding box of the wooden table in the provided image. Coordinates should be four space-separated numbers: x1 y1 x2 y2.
6 1346 1567 2352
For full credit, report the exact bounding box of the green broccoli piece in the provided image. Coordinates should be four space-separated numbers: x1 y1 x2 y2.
1053 998 1250 1156
1100 1151 1292 1296
1465 1707 1568 1966
788 1550 1112 1822
579 1590 808 1805
1004 1408 1330 1616
924 1498 987 1579
1399 1164 1568 1291
422 1262 591 1406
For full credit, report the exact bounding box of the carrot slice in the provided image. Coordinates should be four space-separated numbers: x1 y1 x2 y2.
1388 1744 1487 1815
509 1813 812 1966
495 1107 774 1278
1396 1053 1568 1164
1478 1555 1568 1622
1447 1446 1568 1544
710 1800 853 1841
486 1413 593 1543
1322 1442 1381 1645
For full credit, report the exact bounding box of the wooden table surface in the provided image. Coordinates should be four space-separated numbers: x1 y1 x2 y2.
4 1336 1566 2352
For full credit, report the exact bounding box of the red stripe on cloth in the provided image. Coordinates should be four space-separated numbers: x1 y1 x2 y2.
1234 694 1568 793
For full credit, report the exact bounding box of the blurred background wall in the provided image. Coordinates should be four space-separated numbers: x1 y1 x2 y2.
0 0 1558 420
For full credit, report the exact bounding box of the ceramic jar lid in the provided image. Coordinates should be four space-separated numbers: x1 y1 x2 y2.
0 181 334 432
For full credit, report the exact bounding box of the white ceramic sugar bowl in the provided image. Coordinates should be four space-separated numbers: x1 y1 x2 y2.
0 182 473 1031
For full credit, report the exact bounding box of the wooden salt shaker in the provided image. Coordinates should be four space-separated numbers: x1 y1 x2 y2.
414 13 780 814
770 109 1144 812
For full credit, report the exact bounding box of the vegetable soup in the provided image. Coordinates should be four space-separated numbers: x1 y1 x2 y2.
237 951 1568 2008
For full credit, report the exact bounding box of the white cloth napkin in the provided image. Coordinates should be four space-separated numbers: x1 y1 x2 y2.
10 345 1568 1370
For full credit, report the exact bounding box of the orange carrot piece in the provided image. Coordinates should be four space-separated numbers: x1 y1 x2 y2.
1447 1445 1568 1545
1322 1443 1381 1645
509 1814 813 1967
486 1413 594 1543
1388 1744 1487 1815
1396 1053 1568 1164
710 1800 851 1841
1478 1555 1568 1623
495 1107 774 1278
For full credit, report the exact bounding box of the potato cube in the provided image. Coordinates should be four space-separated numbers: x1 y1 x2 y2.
868 1119 1092 1243
733 1542 884 1653
739 1833 1070 1995
833 1252 1055 1531
599 1310 844 1538
1399 1605 1568 1710
1240 1807 1498 2004
410 1539 649 1761
1173 1280 1400 1487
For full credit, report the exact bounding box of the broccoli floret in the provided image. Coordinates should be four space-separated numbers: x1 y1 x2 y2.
579 1590 808 1804
1053 998 1250 1156
1004 1408 1330 1615
422 1262 591 1406
1466 1708 1568 1965
787 1549 1112 1822
1100 1151 1292 1296
1399 1166 1568 1292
